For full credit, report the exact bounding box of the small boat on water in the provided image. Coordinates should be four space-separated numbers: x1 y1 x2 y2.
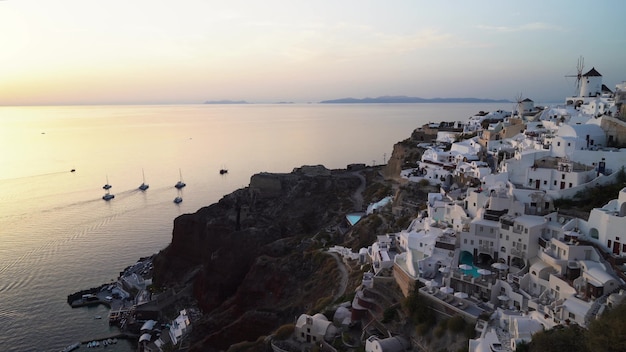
174 196 183 204
174 168 186 189
102 190 114 201
60 342 80 352
138 168 149 191
102 175 112 190
220 168 228 175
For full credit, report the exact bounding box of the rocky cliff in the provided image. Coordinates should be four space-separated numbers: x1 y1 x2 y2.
152 166 364 351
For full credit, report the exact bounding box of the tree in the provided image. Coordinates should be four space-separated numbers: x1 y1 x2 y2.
585 302 626 352
528 324 588 352
403 282 435 329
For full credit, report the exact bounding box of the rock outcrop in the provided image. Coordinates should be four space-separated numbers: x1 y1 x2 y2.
152 166 364 351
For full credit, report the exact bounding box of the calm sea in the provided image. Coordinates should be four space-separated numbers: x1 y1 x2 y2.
0 103 511 351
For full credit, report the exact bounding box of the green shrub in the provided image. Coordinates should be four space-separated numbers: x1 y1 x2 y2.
447 315 466 333
382 307 397 323
416 323 431 336
274 324 294 340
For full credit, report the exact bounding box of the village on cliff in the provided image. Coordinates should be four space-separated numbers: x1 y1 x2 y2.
291 67 626 352
68 66 626 352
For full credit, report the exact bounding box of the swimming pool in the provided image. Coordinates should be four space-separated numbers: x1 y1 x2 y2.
459 251 480 278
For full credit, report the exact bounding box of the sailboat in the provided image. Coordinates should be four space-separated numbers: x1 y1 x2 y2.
102 190 115 201
173 195 183 204
102 175 112 190
138 169 149 191
174 169 186 189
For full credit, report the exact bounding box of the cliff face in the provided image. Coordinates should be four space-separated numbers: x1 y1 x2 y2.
152 167 362 351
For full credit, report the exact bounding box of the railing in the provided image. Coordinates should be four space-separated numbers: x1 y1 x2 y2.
510 248 525 258
478 244 493 253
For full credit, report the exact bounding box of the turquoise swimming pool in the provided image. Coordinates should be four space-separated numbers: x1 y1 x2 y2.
459 251 480 278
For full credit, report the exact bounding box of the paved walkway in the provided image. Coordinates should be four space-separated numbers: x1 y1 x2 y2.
327 251 349 302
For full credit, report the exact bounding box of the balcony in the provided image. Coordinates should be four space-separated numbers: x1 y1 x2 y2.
510 248 525 258
478 245 493 254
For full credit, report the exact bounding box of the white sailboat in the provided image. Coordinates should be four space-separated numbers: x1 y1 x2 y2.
174 168 186 189
138 169 149 191
102 190 115 201
102 175 112 190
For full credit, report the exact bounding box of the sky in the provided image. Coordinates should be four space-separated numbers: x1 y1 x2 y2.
1 0 625 105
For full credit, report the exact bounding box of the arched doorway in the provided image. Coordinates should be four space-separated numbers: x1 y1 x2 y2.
589 228 599 240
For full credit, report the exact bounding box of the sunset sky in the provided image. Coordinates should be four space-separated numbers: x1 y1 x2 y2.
1 0 625 105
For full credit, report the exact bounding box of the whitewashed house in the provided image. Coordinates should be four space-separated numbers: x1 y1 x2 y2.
294 313 335 343
552 123 606 157
365 336 410 352
579 187 626 257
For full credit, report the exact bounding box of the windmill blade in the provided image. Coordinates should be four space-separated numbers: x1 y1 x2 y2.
575 56 584 89
564 56 585 95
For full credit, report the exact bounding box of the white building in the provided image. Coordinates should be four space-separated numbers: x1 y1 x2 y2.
580 187 626 257
294 313 335 343
169 309 191 346
552 123 606 157
365 336 410 352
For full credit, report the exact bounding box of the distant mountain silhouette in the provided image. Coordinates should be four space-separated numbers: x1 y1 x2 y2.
319 95 511 104
203 100 249 104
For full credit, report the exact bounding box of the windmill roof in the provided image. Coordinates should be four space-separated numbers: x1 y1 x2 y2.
602 84 613 93
583 67 602 77
522 98 533 102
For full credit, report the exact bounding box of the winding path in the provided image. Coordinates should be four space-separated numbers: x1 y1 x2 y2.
327 251 349 302
351 171 366 211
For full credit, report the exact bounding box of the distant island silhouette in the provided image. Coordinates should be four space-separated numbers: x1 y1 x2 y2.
319 96 511 104
204 100 249 104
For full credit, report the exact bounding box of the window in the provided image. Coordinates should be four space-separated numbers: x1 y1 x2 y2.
500 233 503 238
568 142 571 146
471 240 474 245
464 239 467 244
490 228 494 233
501 246 506 252
569 312 576 319
569 183 572 188
479 240 483 245
556 285 560 291
562 174 565 180
523 244 527 250
557 142 561 146
544 180 547 185
554 180 557 186
617 237 620 241
506 235 509 240
529 179 533 185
